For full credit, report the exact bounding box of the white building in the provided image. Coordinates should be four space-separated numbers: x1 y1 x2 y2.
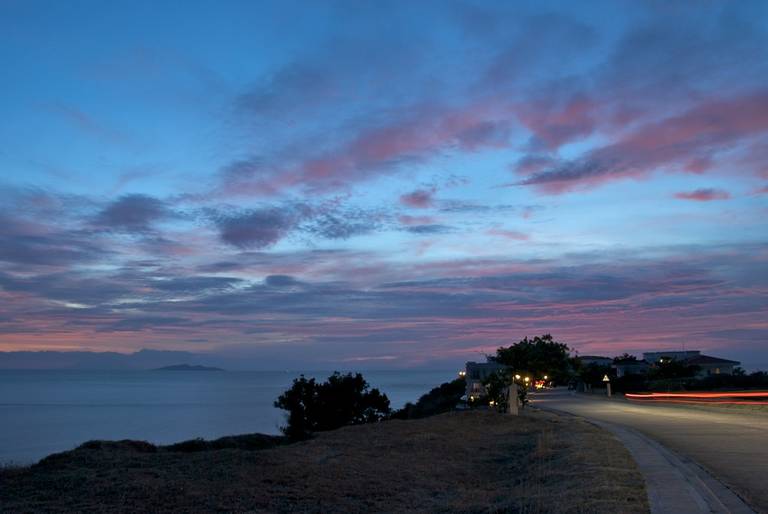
643 350 701 364
578 355 613 367
642 350 740 377
464 361 508 400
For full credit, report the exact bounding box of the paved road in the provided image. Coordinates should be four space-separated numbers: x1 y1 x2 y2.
533 389 768 513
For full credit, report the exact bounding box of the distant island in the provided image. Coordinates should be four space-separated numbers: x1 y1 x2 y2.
153 364 224 371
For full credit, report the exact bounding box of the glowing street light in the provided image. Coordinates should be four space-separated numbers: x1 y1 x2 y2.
514 374 521 380
524 376 530 383
543 375 548 380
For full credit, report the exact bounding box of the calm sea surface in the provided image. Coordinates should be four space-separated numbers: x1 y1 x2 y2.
0 369 456 464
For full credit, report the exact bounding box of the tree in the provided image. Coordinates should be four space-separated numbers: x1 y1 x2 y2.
483 369 512 411
492 334 574 383
274 372 391 439
649 358 699 380
481 370 529 412
580 363 613 388
613 353 638 363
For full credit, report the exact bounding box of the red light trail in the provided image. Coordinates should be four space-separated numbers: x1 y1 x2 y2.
625 391 768 405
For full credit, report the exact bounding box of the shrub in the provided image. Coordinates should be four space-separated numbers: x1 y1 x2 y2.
579 363 613 388
612 373 648 393
392 378 465 419
274 372 391 439
76 440 157 453
482 370 529 411
164 433 285 452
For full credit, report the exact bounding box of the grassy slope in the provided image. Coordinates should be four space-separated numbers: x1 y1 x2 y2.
0 410 648 513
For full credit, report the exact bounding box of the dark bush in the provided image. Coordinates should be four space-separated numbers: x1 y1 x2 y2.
164 438 209 452
392 378 465 419
579 363 613 388
274 372 391 439
164 433 285 452
76 440 157 453
613 369 768 393
612 373 648 393
649 359 699 380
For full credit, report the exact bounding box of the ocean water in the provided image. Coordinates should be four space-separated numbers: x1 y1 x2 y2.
0 369 456 464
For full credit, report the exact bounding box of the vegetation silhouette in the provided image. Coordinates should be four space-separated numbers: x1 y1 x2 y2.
491 334 575 384
274 372 390 439
392 377 466 419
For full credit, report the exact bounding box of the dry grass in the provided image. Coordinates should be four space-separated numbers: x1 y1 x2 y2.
0 410 648 513
518 409 648 514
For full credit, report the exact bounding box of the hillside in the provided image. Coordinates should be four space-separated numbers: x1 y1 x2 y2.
0 409 648 513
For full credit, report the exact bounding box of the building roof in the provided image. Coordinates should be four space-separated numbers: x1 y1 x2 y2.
578 355 612 360
613 359 649 366
685 355 740 366
465 361 507 369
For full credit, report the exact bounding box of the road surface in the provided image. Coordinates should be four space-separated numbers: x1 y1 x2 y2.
533 389 768 513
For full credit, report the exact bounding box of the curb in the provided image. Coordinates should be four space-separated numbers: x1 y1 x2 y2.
536 405 755 514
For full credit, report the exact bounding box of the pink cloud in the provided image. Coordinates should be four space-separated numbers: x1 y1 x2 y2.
486 228 530 241
398 215 435 226
516 93 599 149
674 188 731 201
521 206 536 219
219 98 515 197
518 90 768 194
683 157 712 174
399 188 435 208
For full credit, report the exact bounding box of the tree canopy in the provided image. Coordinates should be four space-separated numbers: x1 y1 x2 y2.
613 353 638 363
491 334 574 383
274 372 391 439
648 359 699 380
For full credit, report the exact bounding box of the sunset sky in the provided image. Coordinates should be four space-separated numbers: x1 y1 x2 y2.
1 1 767 369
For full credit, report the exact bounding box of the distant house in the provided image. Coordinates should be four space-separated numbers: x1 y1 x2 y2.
578 355 613 367
642 350 740 378
612 358 650 377
643 351 701 364
684 354 741 378
464 361 508 400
